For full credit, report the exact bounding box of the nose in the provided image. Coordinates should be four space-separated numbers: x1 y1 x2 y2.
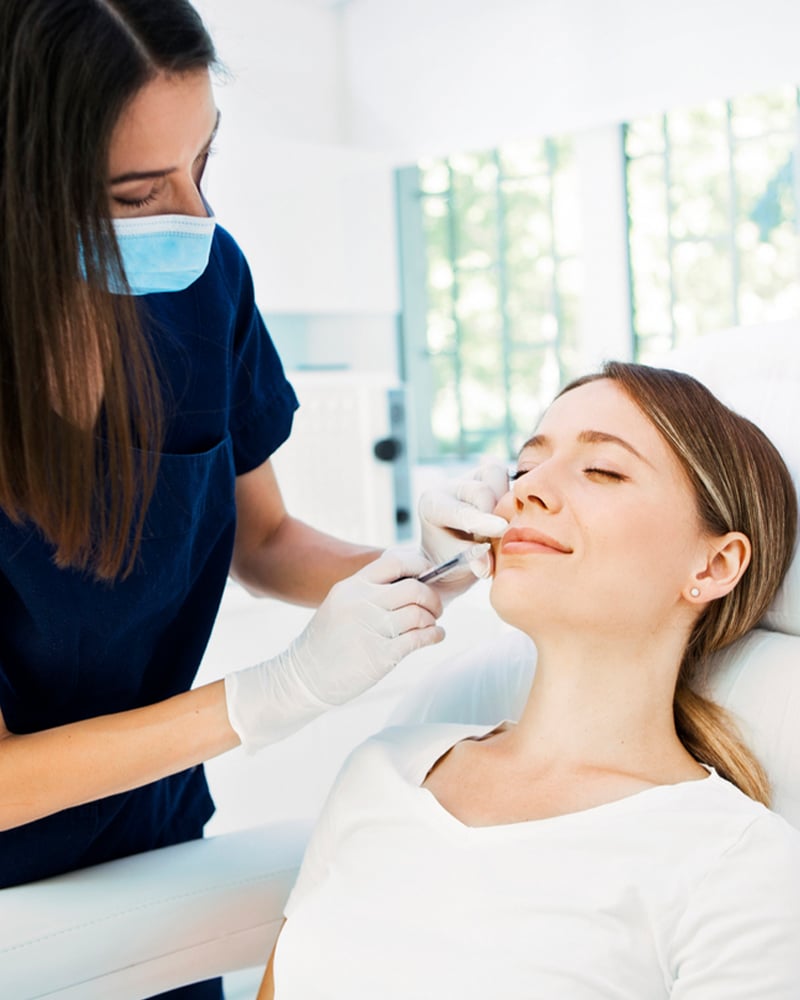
511 465 560 514
169 175 209 217
177 190 208 218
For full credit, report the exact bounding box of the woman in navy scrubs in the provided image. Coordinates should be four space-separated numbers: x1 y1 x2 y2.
0 3 510 997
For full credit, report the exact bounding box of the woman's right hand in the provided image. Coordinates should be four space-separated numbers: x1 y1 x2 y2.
224 548 445 752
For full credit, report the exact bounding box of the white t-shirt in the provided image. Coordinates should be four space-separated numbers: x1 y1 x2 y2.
275 723 800 999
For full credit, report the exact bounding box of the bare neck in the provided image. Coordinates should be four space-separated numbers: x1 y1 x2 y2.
506 628 703 781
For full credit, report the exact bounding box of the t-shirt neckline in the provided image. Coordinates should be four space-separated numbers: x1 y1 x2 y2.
407 722 716 836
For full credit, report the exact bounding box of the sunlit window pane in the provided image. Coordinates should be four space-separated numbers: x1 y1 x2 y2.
429 353 460 457
400 132 582 461
551 154 581 258
419 158 451 195
499 139 549 178
502 176 552 257
671 241 734 346
735 135 795 233
506 257 556 344
508 352 562 445
669 137 730 240
667 101 728 147
730 87 797 139
625 114 666 158
422 196 451 266
556 257 584 358
625 84 800 359
460 372 506 434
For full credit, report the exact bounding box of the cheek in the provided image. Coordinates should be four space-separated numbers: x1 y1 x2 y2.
488 569 521 622
493 490 515 519
587 501 699 596
488 493 514 576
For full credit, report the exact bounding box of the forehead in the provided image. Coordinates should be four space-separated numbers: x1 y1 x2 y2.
108 69 216 173
526 378 669 459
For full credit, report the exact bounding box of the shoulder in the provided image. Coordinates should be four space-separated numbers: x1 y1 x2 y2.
674 780 800 933
205 224 252 295
208 223 245 264
668 807 800 991
717 805 800 876
674 771 800 877
346 722 501 788
699 772 800 844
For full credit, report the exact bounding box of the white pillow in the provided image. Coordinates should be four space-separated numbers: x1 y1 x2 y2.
709 628 800 828
665 321 800 636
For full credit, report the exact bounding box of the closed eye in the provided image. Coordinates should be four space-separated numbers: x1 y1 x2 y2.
508 467 534 482
113 189 158 208
584 468 626 481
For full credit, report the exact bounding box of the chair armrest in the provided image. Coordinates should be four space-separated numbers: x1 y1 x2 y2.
0 819 311 1000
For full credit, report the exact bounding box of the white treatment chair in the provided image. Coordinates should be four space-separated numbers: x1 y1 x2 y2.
1 321 798 996
0 819 310 998
390 321 800 832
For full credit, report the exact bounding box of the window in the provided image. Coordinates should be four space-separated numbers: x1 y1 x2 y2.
625 86 800 360
398 84 800 464
397 138 583 462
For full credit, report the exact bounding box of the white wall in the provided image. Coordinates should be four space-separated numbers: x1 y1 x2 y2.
195 0 800 373
338 0 800 372
193 0 401 331
195 0 346 146
342 0 800 158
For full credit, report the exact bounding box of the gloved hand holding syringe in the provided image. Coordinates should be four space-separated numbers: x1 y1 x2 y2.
416 541 493 583
225 464 508 754
417 461 509 597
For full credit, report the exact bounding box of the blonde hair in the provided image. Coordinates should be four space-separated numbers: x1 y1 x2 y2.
561 362 798 805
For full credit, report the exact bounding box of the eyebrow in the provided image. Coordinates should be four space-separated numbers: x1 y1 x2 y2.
109 109 221 186
520 430 653 466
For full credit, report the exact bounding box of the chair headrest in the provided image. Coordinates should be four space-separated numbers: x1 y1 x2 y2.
664 321 800 636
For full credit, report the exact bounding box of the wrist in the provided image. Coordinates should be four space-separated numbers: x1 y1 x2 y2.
224 649 329 754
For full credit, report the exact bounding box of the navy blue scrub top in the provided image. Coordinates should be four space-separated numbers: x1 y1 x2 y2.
0 227 298 888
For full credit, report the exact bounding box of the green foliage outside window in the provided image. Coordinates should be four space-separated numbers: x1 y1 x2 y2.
398 137 583 462
399 85 799 463
626 86 800 361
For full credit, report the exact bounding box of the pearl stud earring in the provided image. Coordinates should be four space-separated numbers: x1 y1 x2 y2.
690 587 700 597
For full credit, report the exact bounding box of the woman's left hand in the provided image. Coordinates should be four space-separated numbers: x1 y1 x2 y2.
418 462 509 594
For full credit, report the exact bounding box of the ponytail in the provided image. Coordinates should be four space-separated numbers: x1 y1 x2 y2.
674 680 770 806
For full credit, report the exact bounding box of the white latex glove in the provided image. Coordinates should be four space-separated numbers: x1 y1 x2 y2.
224 548 445 752
418 461 509 590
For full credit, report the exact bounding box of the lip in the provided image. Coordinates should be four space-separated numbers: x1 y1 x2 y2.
500 526 573 555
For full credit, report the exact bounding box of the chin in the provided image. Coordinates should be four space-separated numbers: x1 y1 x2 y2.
489 567 538 633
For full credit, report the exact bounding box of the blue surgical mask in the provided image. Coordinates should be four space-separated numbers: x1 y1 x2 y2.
107 213 216 296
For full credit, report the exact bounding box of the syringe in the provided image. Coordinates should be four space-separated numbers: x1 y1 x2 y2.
417 541 492 583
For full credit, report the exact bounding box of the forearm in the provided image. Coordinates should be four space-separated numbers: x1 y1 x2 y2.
231 514 380 606
0 680 239 831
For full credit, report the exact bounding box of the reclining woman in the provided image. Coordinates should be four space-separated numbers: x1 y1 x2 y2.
260 361 800 999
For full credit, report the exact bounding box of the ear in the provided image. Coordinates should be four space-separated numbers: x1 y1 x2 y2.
685 532 752 604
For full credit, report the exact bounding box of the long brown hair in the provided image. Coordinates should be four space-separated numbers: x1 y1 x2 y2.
561 362 798 804
0 0 216 578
